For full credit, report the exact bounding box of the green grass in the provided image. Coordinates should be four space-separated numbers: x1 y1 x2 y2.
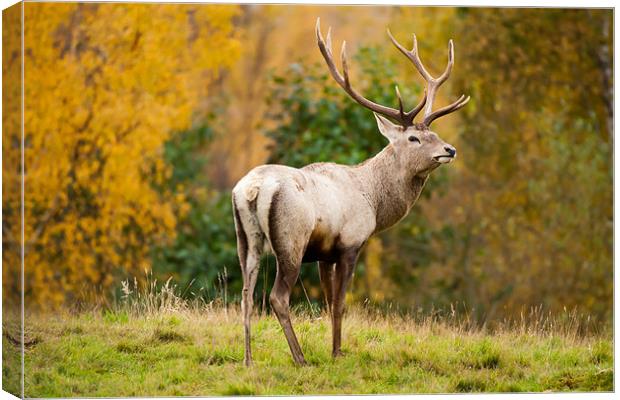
3 305 613 397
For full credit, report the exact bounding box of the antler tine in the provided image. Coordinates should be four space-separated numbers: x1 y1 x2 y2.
436 40 454 85
408 89 427 124
316 19 345 88
387 29 432 82
316 18 411 126
388 28 468 126
423 95 470 126
326 26 332 54
395 85 405 122
317 19 456 128
396 87 427 126
389 31 414 75
388 29 446 119
341 41 350 86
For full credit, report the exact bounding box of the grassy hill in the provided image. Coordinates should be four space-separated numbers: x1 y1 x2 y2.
3 300 613 397
2 277 613 397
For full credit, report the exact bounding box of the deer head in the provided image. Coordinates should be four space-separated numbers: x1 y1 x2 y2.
316 19 468 175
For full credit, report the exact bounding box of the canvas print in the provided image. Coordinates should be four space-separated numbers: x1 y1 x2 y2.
2 2 613 397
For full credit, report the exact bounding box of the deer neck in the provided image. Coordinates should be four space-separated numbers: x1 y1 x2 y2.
358 145 429 232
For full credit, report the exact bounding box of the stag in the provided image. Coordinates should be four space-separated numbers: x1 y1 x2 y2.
232 19 469 366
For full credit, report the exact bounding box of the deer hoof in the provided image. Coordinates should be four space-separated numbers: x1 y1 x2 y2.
332 350 344 358
293 356 307 366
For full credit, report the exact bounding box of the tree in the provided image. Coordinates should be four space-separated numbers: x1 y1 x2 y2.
3 3 240 308
151 124 239 297
3 2 23 315
421 8 613 322
145 7 612 325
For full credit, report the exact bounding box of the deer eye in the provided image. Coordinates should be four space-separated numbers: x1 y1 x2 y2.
408 136 420 143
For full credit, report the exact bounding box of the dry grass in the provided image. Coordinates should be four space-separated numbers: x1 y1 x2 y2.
2 274 613 397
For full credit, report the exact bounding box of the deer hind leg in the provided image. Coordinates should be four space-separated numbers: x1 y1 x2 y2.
266 188 312 366
270 257 306 366
318 262 335 313
233 197 263 367
241 242 262 366
331 248 360 357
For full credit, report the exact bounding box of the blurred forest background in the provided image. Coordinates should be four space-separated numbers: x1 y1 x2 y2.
3 4 613 326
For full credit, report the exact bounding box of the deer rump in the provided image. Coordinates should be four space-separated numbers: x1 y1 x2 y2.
232 163 373 266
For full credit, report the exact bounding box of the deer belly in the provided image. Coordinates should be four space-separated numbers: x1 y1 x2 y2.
302 228 340 263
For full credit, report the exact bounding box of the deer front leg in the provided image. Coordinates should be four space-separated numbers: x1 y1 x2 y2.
331 248 360 358
318 261 335 313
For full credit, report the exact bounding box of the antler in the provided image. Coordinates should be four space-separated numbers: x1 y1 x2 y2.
387 30 470 127
316 18 426 128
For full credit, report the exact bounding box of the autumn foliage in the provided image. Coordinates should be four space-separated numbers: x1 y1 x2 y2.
2 5 613 325
3 3 240 307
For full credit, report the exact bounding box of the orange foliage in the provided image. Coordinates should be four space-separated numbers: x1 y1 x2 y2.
3 3 240 308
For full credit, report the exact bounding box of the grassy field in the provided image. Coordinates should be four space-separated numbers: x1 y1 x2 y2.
2 298 613 397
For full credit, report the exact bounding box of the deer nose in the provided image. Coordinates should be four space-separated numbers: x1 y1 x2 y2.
444 146 456 157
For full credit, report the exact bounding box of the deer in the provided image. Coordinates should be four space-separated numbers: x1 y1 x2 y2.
232 18 470 366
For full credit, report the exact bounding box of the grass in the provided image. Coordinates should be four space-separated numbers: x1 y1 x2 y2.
2 276 613 397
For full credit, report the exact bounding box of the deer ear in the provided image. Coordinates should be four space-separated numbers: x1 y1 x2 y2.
374 113 401 143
